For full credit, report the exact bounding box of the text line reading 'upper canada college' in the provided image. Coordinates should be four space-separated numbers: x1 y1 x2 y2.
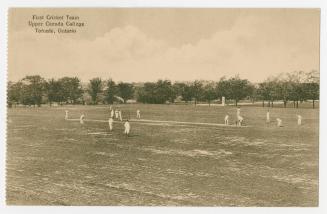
28 14 86 34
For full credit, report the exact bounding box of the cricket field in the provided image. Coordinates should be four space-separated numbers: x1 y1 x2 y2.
6 104 319 206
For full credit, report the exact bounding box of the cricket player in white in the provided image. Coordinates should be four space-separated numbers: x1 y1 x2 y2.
266 110 270 123
65 110 69 120
276 118 282 127
224 114 229 125
119 110 123 121
124 120 131 136
136 109 141 119
108 117 113 131
236 107 241 118
110 109 114 118
80 114 85 124
297 115 302 125
115 110 119 119
237 115 243 126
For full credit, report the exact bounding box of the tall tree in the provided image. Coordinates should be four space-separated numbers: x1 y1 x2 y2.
288 82 302 108
45 78 65 105
136 80 174 104
138 80 177 104
104 79 117 104
303 70 319 108
190 80 204 105
303 82 319 108
275 80 292 108
172 82 185 97
87 78 103 104
227 76 253 106
137 82 156 103
268 79 280 107
21 75 46 106
257 82 270 107
216 77 232 104
177 83 193 103
203 83 217 106
117 82 134 103
155 80 174 104
59 77 83 104
287 71 307 108
257 79 279 107
7 81 23 107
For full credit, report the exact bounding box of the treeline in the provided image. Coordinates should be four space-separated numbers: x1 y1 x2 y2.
7 70 319 108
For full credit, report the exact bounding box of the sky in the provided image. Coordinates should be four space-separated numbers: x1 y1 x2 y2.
8 8 320 83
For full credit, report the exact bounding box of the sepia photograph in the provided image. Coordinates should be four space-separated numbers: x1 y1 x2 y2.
6 8 320 206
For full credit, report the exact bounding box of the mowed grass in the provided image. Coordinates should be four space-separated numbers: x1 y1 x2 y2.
6 104 319 206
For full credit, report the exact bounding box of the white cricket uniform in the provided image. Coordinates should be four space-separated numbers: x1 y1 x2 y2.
224 115 229 125
237 116 243 126
137 110 141 119
297 115 302 125
124 121 130 135
80 114 85 124
115 110 119 119
110 110 114 118
266 111 270 123
276 118 282 127
108 118 113 131
119 111 123 121
237 108 241 117
65 110 69 120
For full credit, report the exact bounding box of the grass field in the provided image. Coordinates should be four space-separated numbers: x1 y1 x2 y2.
6 104 319 206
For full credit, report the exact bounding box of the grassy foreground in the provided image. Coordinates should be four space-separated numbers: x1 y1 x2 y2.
6 104 319 206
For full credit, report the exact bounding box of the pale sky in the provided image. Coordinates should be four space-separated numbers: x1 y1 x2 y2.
8 8 320 82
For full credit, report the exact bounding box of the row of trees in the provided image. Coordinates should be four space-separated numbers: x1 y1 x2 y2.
257 71 319 108
137 78 254 106
87 78 134 104
7 70 319 108
135 70 319 108
8 76 135 106
8 76 84 106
